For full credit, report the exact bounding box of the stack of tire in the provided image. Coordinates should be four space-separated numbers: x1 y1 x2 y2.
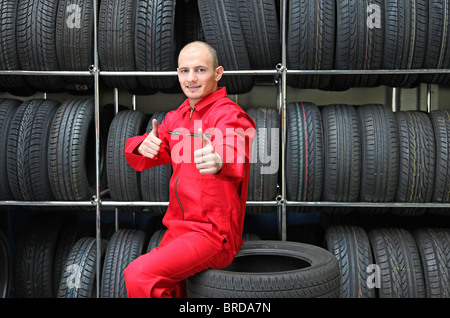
13 214 97 298
286 102 450 216
0 98 109 205
246 108 280 213
287 0 450 90
99 0 281 94
324 225 450 298
9 213 342 298
7 213 450 298
4 0 450 95
0 96 281 213
105 109 172 213
0 97 168 213
0 0 280 95
0 0 95 95
8 213 148 298
10 213 450 298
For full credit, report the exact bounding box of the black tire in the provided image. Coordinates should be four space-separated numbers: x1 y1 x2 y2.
246 108 279 213
380 0 428 87
106 110 148 213
333 0 383 90
198 0 253 94
368 228 426 298
146 229 166 253
101 229 146 298
0 231 10 298
421 0 450 84
357 104 398 211
430 110 450 209
413 228 450 298
141 112 173 214
324 225 375 298
55 0 94 86
186 240 340 298
53 222 94 296
7 99 60 201
0 99 21 201
48 99 105 202
321 105 361 204
14 214 67 298
394 111 435 215
179 0 205 44
16 0 65 92
0 0 29 89
135 0 179 92
286 102 323 212
237 0 280 70
98 0 138 90
58 237 107 298
287 0 335 89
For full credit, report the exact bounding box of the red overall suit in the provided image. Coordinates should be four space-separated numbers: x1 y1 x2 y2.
123 87 256 298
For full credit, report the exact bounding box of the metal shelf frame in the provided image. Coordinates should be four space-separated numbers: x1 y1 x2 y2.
1 0 450 297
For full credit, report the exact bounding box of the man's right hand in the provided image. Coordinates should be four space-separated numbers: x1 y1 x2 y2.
138 119 162 158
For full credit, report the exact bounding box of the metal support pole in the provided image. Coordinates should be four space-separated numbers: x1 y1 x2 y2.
392 87 399 112
114 88 120 232
427 83 432 113
276 64 283 115
114 88 119 113
279 0 287 242
93 0 101 298
132 94 137 111
132 94 137 228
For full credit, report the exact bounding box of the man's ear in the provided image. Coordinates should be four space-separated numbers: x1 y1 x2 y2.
215 66 224 82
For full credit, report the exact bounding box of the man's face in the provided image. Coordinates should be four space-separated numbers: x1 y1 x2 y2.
177 45 223 106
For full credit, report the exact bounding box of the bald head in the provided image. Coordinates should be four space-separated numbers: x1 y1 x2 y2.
178 41 219 69
176 41 224 107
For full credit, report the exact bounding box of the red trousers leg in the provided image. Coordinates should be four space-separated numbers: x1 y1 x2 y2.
124 231 231 298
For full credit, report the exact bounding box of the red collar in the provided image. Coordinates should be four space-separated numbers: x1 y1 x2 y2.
180 87 228 112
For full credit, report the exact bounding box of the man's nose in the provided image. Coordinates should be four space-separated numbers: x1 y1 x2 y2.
187 70 197 82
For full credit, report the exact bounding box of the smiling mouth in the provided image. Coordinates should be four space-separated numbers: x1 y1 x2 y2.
186 85 201 91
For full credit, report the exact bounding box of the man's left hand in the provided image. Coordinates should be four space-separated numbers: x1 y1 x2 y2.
194 129 223 174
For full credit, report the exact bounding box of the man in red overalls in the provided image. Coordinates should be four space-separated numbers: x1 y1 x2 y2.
123 41 256 298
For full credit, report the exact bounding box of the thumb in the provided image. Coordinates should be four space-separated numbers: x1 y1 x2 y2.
198 128 211 147
152 119 159 137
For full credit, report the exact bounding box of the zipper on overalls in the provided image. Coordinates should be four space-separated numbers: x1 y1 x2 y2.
174 175 185 220
175 105 194 220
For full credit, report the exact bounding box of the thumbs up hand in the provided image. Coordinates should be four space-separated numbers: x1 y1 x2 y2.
194 128 223 175
138 119 162 158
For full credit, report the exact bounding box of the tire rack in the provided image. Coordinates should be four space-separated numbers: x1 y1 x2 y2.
0 0 449 298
